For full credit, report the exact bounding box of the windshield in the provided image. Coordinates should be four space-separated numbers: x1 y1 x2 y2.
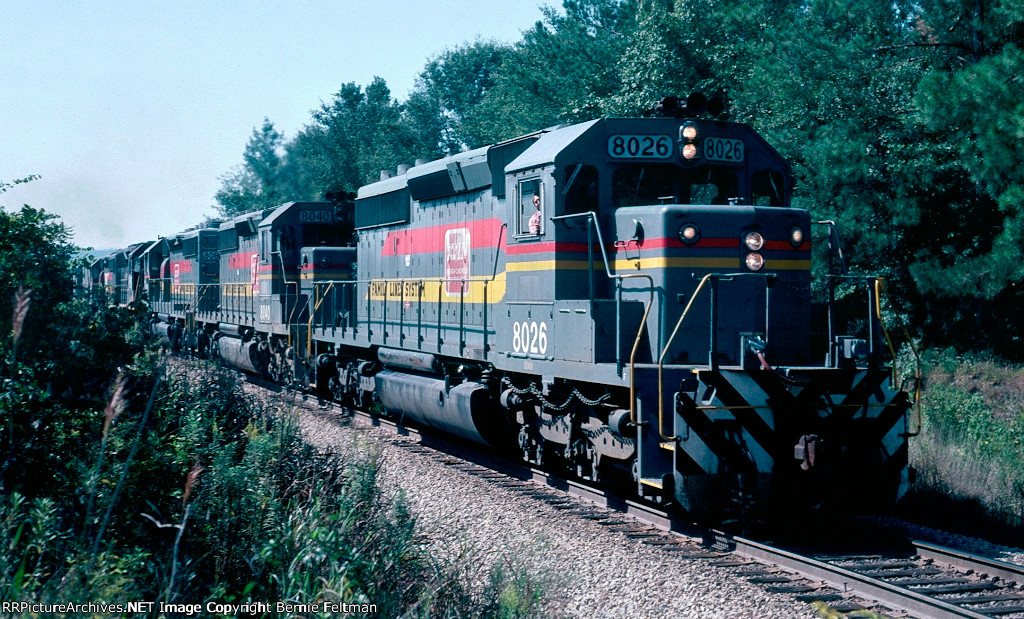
612 164 738 206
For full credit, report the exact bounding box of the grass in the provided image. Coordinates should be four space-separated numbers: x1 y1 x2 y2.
897 349 1024 544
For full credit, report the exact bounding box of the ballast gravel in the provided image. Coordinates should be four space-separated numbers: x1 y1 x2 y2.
285 397 820 619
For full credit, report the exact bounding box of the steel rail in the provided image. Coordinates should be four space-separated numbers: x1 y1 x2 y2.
913 540 1024 587
733 536 994 619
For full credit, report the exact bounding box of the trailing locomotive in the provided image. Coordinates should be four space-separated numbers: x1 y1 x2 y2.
90 95 915 524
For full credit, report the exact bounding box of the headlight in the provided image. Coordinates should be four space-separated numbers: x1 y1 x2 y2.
679 223 700 245
744 232 764 251
681 122 698 140
682 143 698 160
790 227 804 248
745 252 764 271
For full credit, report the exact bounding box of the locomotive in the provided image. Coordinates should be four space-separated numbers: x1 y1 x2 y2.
88 95 915 524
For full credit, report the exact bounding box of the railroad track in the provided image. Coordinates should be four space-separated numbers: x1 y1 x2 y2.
264 378 1024 619
734 537 1024 618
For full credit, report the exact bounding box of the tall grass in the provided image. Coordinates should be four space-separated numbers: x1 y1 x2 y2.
900 350 1024 542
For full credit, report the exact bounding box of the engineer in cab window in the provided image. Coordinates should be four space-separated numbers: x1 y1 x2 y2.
528 193 542 234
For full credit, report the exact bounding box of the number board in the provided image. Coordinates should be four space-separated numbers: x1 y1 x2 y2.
607 135 673 159
702 137 745 163
299 210 333 224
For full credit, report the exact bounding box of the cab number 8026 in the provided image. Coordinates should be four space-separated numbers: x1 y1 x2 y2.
607 135 672 159
512 321 548 355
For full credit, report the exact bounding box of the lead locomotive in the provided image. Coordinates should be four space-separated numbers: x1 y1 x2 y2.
90 95 914 524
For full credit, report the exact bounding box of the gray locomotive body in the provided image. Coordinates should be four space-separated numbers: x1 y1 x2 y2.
303 113 912 522
95 106 913 523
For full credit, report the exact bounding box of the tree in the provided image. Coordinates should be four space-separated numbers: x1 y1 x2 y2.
903 0 1024 354
408 40 513 152
292 78 421 197
0 175 40 195
214 119 310 217
470 0 641 141
600 1 710 116
0 204 78 353
692 1 935 307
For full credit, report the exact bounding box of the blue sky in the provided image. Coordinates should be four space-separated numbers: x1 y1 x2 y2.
0 1 549 250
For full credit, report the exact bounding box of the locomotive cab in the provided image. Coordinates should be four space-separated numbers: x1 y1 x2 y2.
496 112 910 522
254 201 349 328
138 238 170 305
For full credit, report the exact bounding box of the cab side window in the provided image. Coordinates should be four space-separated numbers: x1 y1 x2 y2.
518 179 543 235
276 225 295 253
260 231 271 264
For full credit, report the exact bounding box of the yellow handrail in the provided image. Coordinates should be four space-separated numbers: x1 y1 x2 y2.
875 278 922 436
307 281 336 354
626 276 656 427
656 273 714 443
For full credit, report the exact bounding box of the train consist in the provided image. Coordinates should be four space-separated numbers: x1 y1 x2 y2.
86 95 915 523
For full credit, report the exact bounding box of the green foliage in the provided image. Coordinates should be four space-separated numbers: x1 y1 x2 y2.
410 40 514 151
0 493 61 601
0 176 41 195
292 78 427 198
480 559 549 619
0 205 78 354
472 0 640 137
215 118 313 217
600 1 709 116
0 202 549 614
1 346 551 613
812 602 888 618
907 350 1024 532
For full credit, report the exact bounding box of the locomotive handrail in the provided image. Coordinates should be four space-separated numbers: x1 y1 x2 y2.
550 211 613 277
657 274 713 442
814 220 848 275
131 276 144 306
435 280 442 352
550 211 655 425
825 274 895 366
657 272 776 442
627 286 655 428
307 281 335 353
273 250 301 350
190 284 219 325
876 278 922 436
483 224 508 357
491 223 507 280
820 274 921 434
357 232 508 358
308 280 358 335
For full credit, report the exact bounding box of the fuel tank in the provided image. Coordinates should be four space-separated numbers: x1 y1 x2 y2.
374 370 498 446
217 336 267 376
152 321 180 348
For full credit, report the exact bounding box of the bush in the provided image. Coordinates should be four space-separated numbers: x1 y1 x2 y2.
1 340 549 615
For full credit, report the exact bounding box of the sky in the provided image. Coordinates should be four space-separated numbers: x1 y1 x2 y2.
0 0 550 251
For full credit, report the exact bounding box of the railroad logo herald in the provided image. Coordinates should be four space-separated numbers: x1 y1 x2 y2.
445 227 470 297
